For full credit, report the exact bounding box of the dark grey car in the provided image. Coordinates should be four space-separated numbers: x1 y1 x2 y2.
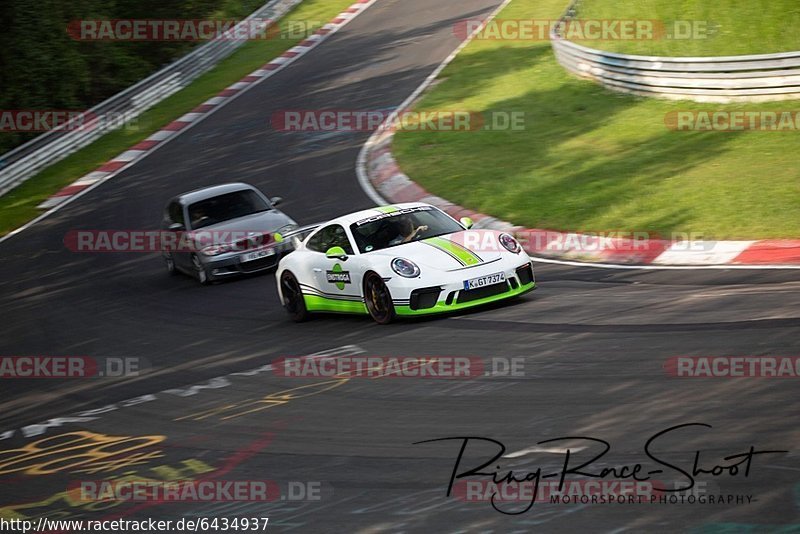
161 183 298 284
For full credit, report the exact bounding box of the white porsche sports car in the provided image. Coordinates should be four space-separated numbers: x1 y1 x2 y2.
276 202 536 324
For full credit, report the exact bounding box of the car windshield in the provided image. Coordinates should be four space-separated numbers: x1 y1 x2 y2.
187 190 270 229
350 206 463 253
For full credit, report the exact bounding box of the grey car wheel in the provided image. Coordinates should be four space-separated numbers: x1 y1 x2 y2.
191 254 211 285
164 252 177 275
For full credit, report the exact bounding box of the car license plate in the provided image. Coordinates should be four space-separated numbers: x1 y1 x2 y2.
241 247 275 263
464 272 505 291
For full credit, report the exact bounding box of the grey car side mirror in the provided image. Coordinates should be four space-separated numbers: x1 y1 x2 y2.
270 196 283 207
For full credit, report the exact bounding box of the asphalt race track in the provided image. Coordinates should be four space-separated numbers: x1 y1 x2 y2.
1 0 800 531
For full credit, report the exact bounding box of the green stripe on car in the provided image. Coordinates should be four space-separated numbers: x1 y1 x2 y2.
303 295 368 314
423 236 482 266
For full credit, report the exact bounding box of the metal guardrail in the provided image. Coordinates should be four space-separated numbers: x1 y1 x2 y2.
550 1 800 103
0 0 303 197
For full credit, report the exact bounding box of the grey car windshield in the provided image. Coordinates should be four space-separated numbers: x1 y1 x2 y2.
350 208 463 253
188 190 270 229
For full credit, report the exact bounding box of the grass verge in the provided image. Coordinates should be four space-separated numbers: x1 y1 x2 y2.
572 0 800 56
392 0 800 239
0 0 355 237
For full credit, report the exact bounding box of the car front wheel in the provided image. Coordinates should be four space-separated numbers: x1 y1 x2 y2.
191 254 211 285
164 252 177 275
364 272 395 325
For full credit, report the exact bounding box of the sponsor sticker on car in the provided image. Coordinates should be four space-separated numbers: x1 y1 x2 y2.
464 272 505 291
326 271 351 284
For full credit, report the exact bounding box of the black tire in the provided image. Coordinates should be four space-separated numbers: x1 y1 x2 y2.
364 272 395 325
164 252 178 276
280 271 309 322
191 254 211 285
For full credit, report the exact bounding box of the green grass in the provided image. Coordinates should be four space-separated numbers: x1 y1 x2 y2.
392 0 800 240
0 0 354 237
571 0 800 56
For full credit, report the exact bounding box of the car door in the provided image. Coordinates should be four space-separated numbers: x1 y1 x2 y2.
306 224 360 299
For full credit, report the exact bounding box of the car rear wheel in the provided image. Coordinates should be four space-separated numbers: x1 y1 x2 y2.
280 271 309 322
364 272 395 325
191 254 210 285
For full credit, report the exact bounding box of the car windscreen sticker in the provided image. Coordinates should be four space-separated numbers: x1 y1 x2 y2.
355 205 433 226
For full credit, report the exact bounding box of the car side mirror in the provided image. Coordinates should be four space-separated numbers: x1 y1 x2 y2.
270 196 283 207
168 222 185 231
325 246 348 261
460 217 474 229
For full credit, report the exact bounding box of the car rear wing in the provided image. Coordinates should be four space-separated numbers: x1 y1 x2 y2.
282 224 319 242
279 223 320 251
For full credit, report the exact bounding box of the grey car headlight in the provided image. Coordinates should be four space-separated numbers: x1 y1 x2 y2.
201 243 233 256
275 224 299 242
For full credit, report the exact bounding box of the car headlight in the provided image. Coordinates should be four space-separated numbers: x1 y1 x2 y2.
391 257 420 278
275 224 299 243
499 233 521 254
201 243 232 256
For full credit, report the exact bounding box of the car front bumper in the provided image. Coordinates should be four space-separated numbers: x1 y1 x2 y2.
391 260 536 316
202 241 293 280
